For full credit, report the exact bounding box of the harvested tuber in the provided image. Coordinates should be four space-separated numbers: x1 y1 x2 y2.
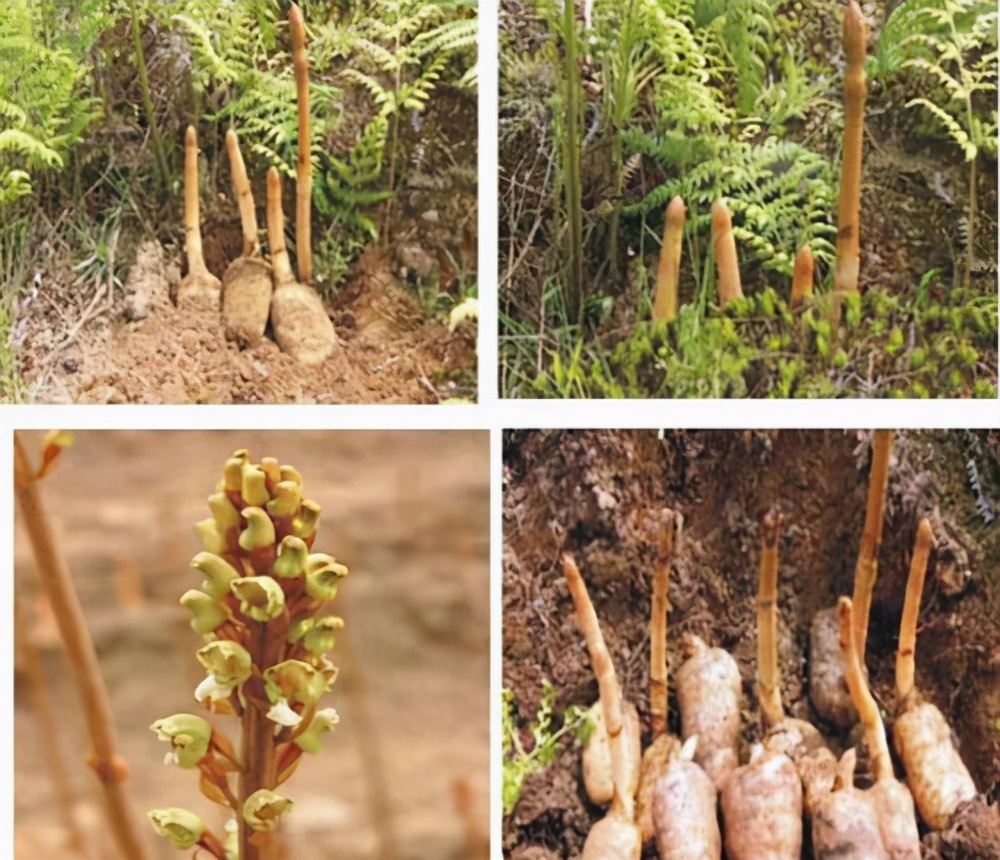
755 510 836 815
177 125 221 310
893 518 977 831
561 554 640 860
721 743 803 860
268 4 337 365
675 631 742 789
650 736 721 860
221 129 273 346
812 597 920 859
583 702 642 808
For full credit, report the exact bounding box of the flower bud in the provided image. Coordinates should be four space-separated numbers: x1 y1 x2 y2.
223 450 249 493
293 707 340 754
273 536 308 579
304 554 348 601
150 714 212 768
180 589 228 635
267 481 301 518
280 464 302 487
241 465 270 507
148 807 205 849
243 789 293 832
293 499 321 540
239 507 276 552
208 491 241 533
230 576 285 622
195 519 226 555
190 552 242 598
259 457 281 484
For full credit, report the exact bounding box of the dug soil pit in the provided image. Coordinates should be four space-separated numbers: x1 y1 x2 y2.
502 430 1000 859
14 430 489 860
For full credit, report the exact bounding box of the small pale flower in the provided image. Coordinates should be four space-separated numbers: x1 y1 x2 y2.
230 576 285 622
304 554 348 601
239 507 276 552
195 519 226 555
223 818 238 860
267 481 301 518
273 536 308 579
264 659 328 706
292 499 321 540
266 698 302 728
303 616 345 654
294 707 341 754
148 807 205 849
195 674 236 705
150 714 212 769
244 789 293 832
179 589 227 635
241 464 270 506
190 552 241 597
207 491 241 533
197 640 252 688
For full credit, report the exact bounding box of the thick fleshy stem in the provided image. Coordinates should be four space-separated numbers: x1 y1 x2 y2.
756 510 785 729
290 3 312 285
896 518 934 703
650 509 681 737
14 433 154 860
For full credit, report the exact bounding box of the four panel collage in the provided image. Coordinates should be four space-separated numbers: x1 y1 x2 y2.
2 1 998 859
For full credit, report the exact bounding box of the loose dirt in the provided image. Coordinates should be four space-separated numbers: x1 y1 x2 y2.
502 430 1000 859
14 430 489 860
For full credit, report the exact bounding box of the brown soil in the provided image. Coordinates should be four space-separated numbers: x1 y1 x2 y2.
18 241 475 404
14 430 489 859
502 430 1000 858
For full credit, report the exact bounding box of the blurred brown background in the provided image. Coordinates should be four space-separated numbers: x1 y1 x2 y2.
14 430 490 860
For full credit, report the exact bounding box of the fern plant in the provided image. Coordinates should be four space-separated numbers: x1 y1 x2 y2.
871 0 998 283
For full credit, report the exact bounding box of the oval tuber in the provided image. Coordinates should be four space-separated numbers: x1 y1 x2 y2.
675 632 742 789
650 737 721 860
583 701 641 809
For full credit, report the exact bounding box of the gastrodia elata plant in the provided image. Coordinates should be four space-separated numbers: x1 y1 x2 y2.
148 450 348 858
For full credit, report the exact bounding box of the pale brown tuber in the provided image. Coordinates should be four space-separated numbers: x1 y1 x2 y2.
266 167 337 365
675 632 742 789
583 702 642 808
177 125 221 310
653 197 685 322
221 129 273 346
893 518 977 831
650 737 721 860
561 554 640 860
721 744 803 860
808 605 857 729
711 200 743 307
812 597 920 859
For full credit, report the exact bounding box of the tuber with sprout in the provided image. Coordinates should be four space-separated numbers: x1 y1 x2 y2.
812 597 920 859
650 736 721 860
711 200 743 307
177 125 221 310
675 630 742 789
268 4 337 365
636 509 684 843
834 0 867 303
810 430 893 728
755 509 837 815
221 129 273 347
892 518 977 831
653 198 685 323
561 553 640 860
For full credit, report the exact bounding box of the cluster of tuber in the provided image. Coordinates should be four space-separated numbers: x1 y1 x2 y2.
649 2 866 326
147 449 349 859
178 4 336 366
556 433 994 859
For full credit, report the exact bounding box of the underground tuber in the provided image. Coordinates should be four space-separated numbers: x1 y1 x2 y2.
892 518 977 831
561 554 640 860
650 736 721 860
675 631 741 789
812 597 920 859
